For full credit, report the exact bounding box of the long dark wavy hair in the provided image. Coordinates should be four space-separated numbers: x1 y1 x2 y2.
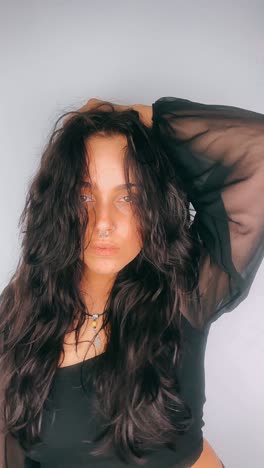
0 101 203 465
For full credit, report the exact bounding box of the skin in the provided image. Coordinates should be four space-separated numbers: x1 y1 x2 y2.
79 133 143 314
63 99 224 468
191 439 224 467
62 133 142 359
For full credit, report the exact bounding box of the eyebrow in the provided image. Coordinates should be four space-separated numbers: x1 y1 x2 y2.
81 182 140 191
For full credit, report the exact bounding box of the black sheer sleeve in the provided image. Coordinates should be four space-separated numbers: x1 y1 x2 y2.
152 97 264 328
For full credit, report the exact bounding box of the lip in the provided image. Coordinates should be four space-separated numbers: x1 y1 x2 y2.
90 242 119 249
90 246 120 256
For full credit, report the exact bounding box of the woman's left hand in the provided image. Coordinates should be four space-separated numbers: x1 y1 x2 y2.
63 98 153 128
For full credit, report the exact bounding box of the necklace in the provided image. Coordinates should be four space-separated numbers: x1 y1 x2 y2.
79 287 107 349
84 310 105 349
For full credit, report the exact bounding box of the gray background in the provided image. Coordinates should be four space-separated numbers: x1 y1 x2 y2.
1 1 263 467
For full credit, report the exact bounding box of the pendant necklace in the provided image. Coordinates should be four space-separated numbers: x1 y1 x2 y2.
84 310 105 349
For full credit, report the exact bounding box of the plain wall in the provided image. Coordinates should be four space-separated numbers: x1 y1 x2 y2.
1 1 263 467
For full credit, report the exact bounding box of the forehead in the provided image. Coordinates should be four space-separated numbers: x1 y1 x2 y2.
86 134 127 160
84 134 135 185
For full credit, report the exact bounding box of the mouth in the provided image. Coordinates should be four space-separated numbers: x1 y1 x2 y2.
90 246 120 256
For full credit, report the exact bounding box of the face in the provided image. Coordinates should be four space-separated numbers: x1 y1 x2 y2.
80 133 143 286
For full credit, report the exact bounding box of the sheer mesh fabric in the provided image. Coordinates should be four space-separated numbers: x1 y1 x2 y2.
152 97 264 328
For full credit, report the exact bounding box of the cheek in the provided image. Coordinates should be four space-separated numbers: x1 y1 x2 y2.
121 225 143 259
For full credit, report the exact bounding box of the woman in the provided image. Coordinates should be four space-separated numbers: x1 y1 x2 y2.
0 96 263 468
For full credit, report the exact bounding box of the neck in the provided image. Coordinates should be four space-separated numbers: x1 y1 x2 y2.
79 269 116 316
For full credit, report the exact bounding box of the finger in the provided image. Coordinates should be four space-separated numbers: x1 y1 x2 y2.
62 99 102 126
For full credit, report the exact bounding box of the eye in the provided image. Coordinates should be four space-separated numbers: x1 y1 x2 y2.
80 194 134 204
118 195 134 203
80 194 94 203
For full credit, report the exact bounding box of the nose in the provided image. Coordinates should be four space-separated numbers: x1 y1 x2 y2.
91 200 116 233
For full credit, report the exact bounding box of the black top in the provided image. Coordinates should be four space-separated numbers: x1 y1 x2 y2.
24 96 264 467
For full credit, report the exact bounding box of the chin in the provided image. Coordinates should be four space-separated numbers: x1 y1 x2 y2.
85 261 122 275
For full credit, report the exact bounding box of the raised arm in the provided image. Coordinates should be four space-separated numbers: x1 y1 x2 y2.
152 96 264 328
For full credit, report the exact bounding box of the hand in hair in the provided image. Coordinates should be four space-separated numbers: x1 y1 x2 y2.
63 98 153 128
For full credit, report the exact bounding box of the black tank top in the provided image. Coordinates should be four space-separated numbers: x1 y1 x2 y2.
25 315 209 468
